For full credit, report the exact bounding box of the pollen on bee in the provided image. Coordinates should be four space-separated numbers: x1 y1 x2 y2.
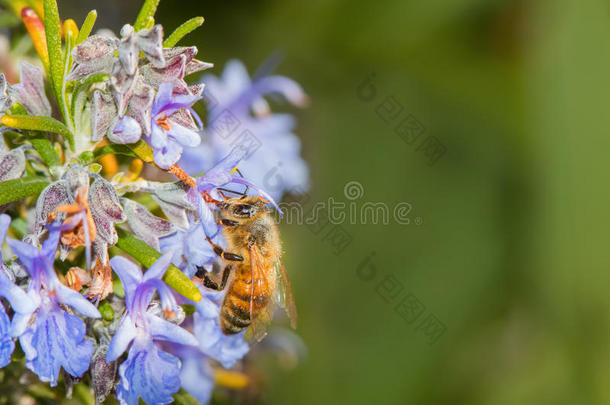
156 113 172 131
163 308 176 320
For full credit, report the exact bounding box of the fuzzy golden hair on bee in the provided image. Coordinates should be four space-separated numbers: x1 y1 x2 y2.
200 194 296 341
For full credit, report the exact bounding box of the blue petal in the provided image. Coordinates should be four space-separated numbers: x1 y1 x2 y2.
6 238 39 277
40 225 61 261
0 270 37 315
11 311 32 338
159 230 185 267
110 256 143 308
55 284 101 318
152 140 182 170
152 83 174 116
196 146 247 192
167 122 201 148
147 314 198 347
194 194 219 238
253 75 308 107
0 305 15 367
21 304 95 386
221 60 251 97
194 293 249 368
179 353 214 404
184 220 217 266
150 124 168 149
116 337 181 405
106 315 138 362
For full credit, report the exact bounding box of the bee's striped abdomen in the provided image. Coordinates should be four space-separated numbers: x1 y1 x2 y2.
220 269 270 335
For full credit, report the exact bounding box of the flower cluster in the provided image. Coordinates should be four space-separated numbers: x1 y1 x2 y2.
0 0 307 403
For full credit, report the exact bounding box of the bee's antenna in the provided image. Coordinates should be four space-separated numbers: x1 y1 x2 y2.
218 190 229 200
217 187 248 197
234 168 249 198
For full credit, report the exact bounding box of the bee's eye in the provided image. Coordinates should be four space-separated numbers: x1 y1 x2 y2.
233 204 253 217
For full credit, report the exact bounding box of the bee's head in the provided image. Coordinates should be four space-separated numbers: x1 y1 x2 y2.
217 196 266 221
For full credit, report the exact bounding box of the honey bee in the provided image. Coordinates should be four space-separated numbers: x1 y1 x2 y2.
198 195 297 341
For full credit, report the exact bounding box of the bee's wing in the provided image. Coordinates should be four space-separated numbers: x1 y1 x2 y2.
245 245 273 343
273 260 297 329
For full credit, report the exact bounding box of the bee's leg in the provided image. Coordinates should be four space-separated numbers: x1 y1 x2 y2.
205 237 244 261
197 265 232 291
219 265 231 289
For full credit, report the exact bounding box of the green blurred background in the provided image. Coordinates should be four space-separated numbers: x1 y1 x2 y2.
61 0 610 403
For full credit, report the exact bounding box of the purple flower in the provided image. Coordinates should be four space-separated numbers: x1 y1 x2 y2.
192 288 249 369
107 254 198 405
195 146 281 215
148 82 202 169
6 224 101 386
180 59 309 201
170 345 215 404
0 214 38 367
159 213 221 279
0 307 12 368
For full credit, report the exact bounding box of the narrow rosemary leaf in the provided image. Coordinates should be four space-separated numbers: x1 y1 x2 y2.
143 16 155 30
1 115 74 150
163 17 204 47
7 104 59 166
76 10 97 44
134 0 160 32
115 228 202 302
0 176 49 205
127 139 154 163
43 0 65 114
91 144 138 161
30 136 60 167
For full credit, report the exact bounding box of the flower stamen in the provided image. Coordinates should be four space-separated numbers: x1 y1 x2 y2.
156 113 172 131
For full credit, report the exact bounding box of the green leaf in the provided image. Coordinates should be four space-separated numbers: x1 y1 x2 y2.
143 16 155 30
0 177 49 205
90 144 138 162
30 136 60 167
163 17 204 47
43 0 65 118
1 115 74 150
127 139 154 163
76 10 97 44
115 228 202 302
7 104 61 166
173 389 200 405
134 0 160 31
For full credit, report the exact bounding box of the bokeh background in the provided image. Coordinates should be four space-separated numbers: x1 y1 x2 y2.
56 0 610 404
